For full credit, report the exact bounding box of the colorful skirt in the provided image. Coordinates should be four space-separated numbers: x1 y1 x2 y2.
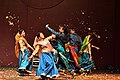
36 52 59 78
18 49 32 71
57 44 69 70
79 52 94 71
67 46 79 71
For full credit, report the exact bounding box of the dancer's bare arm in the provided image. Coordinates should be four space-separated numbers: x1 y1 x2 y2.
29 45 40 59
92 45 100 50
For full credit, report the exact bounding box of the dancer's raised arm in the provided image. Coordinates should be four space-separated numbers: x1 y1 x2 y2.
45 24 59 35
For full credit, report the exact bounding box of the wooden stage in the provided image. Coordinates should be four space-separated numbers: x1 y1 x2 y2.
0 67 120 80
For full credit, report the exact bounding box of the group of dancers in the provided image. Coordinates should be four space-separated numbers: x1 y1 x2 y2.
15 24 100 79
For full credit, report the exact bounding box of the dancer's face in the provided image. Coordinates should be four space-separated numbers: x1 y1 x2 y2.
21 30 25 36
59 26 64 33
70 29 75 34
40 33 44 39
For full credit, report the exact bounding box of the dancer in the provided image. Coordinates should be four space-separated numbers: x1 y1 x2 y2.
15 29 34 75
67 27 82 75
49 34 59 65
79 34 100 75
45 24 69 71
29 32 59 79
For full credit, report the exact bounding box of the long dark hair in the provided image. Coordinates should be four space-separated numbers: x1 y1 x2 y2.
36 32 40 39
59 24 69 36
63 25 68 35
69 26 76 32
18 29 24 35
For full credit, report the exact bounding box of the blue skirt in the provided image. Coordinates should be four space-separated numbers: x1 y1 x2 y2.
18 49 32 71
79 52 94 71
36 52 59 78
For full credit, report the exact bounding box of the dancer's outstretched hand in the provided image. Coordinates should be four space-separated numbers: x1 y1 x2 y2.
45 24 49 28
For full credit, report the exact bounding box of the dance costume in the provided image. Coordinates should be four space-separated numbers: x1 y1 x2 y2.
46 26 69 70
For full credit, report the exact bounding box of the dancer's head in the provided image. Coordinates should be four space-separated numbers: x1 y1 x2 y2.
69 27 76 34
59 25 64 33
59 25 68 35
19 29 25 37
36 32 45 40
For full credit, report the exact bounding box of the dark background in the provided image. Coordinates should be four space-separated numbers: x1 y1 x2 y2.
0 0 118 69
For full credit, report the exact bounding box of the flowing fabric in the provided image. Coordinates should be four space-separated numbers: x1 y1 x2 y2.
15 45 19 58
78 35 94 71
57 44 69 69
46 26 68 70
69 46 79 67
79 52 94 71
80 35 91 53
78 35 91 62
18 49 32 71
36 52 59 78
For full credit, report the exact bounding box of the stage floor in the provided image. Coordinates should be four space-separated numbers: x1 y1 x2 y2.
0 67 120 80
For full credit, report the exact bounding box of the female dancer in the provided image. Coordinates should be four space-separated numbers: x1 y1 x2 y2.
45 24 69 71
79 35 99 75
67 27 82 75
15 29 34 74
29 32 59 79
